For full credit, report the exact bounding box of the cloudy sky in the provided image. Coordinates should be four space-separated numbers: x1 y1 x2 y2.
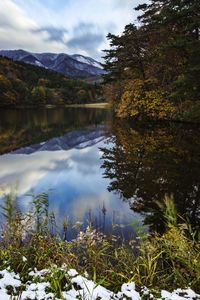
0 0 144 60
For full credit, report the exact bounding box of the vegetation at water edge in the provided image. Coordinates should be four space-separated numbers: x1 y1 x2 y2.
0 192 199 298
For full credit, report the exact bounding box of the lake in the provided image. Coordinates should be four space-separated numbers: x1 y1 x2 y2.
0 108 199 239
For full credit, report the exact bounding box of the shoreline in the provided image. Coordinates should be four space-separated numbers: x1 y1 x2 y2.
0 102 110 110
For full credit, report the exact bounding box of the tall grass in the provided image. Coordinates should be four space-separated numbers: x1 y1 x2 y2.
156 194 177 227
0 193 199 293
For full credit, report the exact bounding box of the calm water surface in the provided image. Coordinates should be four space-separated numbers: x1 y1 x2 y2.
0 108 199 238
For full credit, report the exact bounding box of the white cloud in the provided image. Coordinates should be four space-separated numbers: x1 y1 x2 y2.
0 0 68 53
0 0 145 59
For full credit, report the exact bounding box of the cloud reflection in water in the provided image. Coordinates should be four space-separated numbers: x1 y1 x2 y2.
0 130 144 237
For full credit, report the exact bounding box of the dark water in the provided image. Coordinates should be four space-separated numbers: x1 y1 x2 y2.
0 108 199 238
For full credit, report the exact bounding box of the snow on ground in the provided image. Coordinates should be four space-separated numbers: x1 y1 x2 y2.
0 268 199 300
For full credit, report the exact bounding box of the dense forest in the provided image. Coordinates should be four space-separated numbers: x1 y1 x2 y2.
103 0 200 122
0 56 103 107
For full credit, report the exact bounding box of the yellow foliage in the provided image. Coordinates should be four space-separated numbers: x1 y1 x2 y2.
117 79 175 120
0 75 12 90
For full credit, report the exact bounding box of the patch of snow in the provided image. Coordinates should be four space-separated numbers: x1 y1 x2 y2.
35 60 45 67
121 282 141 300
0 268 199 300
72 55 103 69
161 288 199 300
21 282 51 300
29 268 49 277
71 275 114 299
0 270 21 289
68 269 78 277
0 290 10 300
0 270 22 300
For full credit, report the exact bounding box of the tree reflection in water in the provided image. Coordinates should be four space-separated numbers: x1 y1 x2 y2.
100 120 200 232
0 108 110 154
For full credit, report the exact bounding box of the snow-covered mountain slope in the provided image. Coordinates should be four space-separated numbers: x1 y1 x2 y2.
11 126 106 155
71 54 103 69
0 49 105 78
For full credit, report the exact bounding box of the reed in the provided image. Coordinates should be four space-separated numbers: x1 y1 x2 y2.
0 193 199 294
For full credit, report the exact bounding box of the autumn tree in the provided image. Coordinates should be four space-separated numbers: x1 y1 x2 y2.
31 86 46 106
0 75 17 106
0 56 102 108
103 0 200 121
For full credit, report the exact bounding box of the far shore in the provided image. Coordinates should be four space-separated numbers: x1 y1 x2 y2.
47 102 110 109
0 102 110 110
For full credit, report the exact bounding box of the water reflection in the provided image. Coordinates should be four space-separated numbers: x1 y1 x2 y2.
100 120 200 232
0 108 199 236
0 108 111 154
0 137 143 239
0 109 143 239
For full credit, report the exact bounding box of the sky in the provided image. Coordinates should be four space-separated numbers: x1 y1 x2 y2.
0 0 144 61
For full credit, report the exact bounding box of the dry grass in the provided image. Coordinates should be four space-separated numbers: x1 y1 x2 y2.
0 193 199 293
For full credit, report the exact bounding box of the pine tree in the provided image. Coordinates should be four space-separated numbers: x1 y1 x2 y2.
103 0 200 120
136 0 200 101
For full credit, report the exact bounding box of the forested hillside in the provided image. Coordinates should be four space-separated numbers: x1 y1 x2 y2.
0 56 102 107
103 0 200 122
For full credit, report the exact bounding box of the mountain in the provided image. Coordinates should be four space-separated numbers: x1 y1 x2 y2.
0 55 103 107
0 49 105 79
11 126 106 154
